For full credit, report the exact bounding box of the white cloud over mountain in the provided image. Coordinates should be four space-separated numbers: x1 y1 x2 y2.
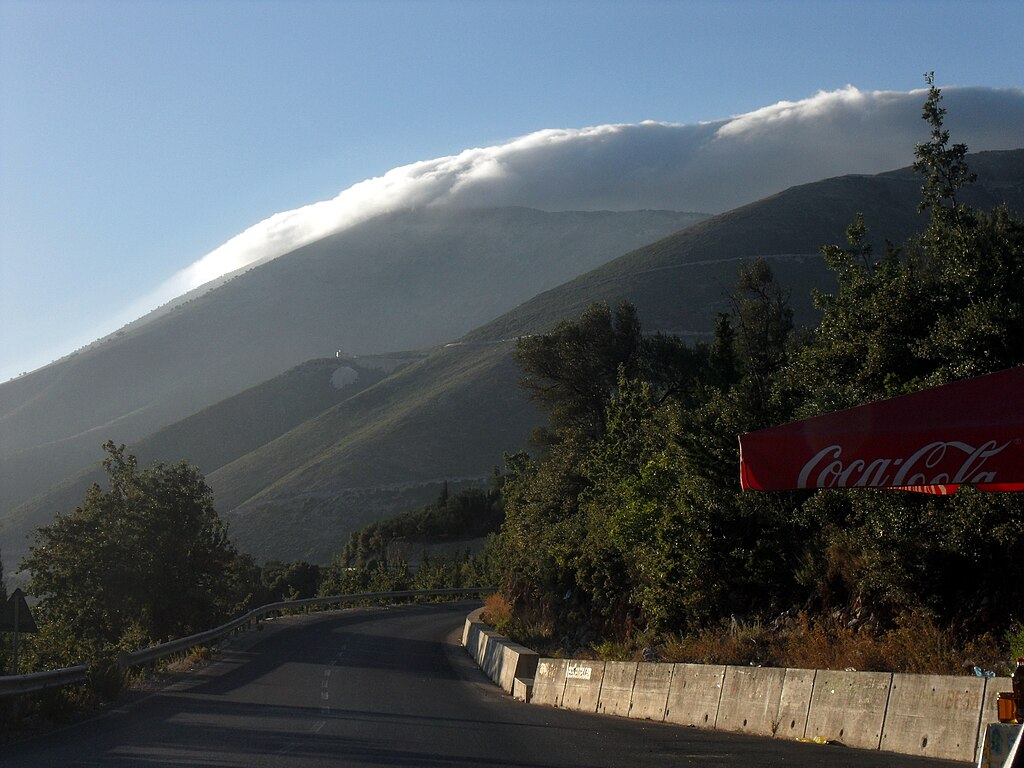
164 86 1024 302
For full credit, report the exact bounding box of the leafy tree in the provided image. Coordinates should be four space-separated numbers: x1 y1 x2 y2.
782 74 1024 630
664 260 805 628
499 302 711 634
318 561 371 597
261 560 322 601
515 301 698 442
575 373 685 632
515 301 645 441
913 72 976 224
496 445 590 610
22 442 240 664
728 258 794 426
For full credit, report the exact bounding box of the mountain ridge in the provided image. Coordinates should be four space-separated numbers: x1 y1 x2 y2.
4 150 1023 566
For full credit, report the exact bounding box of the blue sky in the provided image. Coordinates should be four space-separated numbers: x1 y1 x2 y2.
2 0 1023 381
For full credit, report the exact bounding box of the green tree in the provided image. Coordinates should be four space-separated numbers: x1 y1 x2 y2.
489 75 1024 656
261 560 322 601
515 301 645 441
22 442 240 663
729 258 794 425
575 372 685 632
664 260 805 628
782 75 1024 630
913 72 976 224
499 302 710 635
515 301 698 443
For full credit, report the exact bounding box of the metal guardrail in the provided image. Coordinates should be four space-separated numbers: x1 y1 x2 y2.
0 587 491 699
0 664 88 699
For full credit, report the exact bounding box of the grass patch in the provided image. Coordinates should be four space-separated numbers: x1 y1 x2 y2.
495 606 1012 675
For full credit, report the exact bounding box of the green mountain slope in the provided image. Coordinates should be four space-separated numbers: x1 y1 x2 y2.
214 341 534 561
0 353 422 563
0 208 705 528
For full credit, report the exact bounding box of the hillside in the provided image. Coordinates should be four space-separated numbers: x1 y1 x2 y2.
5 151 1023 566
205 150 1024 562
466 150 1024 342
0 207 704 527
0 353 424 558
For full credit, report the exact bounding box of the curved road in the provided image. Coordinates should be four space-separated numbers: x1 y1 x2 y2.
5 602 963 767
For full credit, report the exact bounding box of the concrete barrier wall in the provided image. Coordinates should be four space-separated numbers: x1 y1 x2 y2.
597 661 637 717
664 662 726 728
479 629 505 682
804 669 892 750
628 662 672 721
880 673 986 762
562 660 605 713
462 607 485 647
460 615 539 695
496 641 539 694
715 665 787 737
464 621 488 669
532 658 569 707
463 612 1000 763
775 668 815 741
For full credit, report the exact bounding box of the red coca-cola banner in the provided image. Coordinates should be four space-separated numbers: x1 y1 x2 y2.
739 366 1024 493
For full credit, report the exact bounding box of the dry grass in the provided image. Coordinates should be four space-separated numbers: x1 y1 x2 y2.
480 592 513 631
481 592 557 649
492 602 1011 675
656 611 1008 674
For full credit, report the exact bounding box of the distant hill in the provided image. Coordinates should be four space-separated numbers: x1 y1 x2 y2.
466 150 1024 342
4 151 1023 567
0 207 704 542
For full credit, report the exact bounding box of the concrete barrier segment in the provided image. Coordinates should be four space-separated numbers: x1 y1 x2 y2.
460 611 1002 764
480 629 506 683
562 660 606 713
532 658 570 708
805 670 892 750
463 620 487 667
597 661 638 717
497 642 539 694
664 663 726 728
881 673 986 763
775 668 815 740
462 608 485 647
715 665 787 737
628 662 672 721
513 676 533 703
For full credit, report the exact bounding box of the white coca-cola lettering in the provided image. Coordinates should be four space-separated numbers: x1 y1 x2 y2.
797 440 1013 488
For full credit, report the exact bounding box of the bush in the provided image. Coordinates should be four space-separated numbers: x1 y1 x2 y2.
481 593 513 632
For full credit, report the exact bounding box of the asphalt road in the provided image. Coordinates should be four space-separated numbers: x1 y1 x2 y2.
3 602 965 767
